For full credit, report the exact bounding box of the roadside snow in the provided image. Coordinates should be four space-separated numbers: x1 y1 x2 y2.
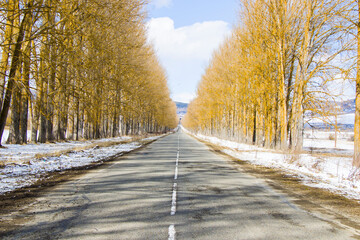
0 134 164 195
1 136 132 165
182 127 360 201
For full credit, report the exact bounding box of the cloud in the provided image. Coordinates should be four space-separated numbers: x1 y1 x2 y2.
151 0 172 9
146 17 231 102
147 17 230 61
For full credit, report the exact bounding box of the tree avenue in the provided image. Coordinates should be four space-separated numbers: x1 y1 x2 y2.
0 0 178 146
183 0 360 166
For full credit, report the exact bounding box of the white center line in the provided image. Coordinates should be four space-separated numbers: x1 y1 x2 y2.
168 224 176 240
175 151 179 180
168 132 180 239
171 182 177 215
174 166 178 180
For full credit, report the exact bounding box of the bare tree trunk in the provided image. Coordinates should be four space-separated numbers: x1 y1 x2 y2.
112 109 118 137
20 8 34 144
38 40 48 143
0 0 17 113
46 23 56 142
278 46 287 150
75 98 79 140
59 56 68 141
39 113 47 143
7 79 21 144
291 66 305 152
46 79 55 141
30 39 39 143
38 66 47 143
79 103 84 139
252 106 256 144
84 117 89 139
30 96 39 143
20 56 30 144
0 8 29 146
67 105 74 140
20 92 29 144
354 0 360 167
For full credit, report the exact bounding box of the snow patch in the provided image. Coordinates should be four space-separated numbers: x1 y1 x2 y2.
0 134 164 195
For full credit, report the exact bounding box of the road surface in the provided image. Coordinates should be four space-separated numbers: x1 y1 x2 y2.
2 130 359 239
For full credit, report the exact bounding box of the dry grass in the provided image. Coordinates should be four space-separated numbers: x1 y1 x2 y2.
310 152 352 158
329 133 335 140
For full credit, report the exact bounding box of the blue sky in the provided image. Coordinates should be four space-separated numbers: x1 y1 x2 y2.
146 0 239 103
148 0 239 28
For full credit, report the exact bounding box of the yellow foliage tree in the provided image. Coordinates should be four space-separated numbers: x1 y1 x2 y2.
0 0 177 145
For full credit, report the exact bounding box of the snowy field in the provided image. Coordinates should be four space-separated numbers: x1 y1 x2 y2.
0 134 164 194
303 129 354 155
182 127 360 201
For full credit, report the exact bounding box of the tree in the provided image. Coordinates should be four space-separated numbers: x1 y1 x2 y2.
183 0 347 154
0 0 178 146
354 0 360 167
0 0 33 146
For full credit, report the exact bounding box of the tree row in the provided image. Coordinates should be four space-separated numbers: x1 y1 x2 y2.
183 0 359 165
0 0 178 146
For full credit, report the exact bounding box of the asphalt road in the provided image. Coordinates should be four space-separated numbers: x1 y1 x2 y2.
2 129 358 239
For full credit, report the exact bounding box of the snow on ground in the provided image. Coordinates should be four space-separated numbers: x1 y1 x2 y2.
182 127 360 201
1 136 132 165
0 134 165 195
303 129 354 155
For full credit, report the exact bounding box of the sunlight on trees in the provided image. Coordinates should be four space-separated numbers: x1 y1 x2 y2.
0 0 178 146
183 0 358 165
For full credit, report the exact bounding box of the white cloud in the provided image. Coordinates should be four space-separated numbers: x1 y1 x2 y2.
151 0 172 9
147 17 230 61
146 17 231 102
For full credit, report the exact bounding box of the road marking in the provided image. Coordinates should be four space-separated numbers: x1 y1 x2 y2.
171 183 177 215
168 224 176 240
174 166 178 180
175 150 179 180
168 132 180 239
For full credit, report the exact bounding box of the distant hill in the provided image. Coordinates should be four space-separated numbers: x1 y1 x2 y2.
175 102 188 109
340 99 355 114
175 102 188 118
305 98 355 130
